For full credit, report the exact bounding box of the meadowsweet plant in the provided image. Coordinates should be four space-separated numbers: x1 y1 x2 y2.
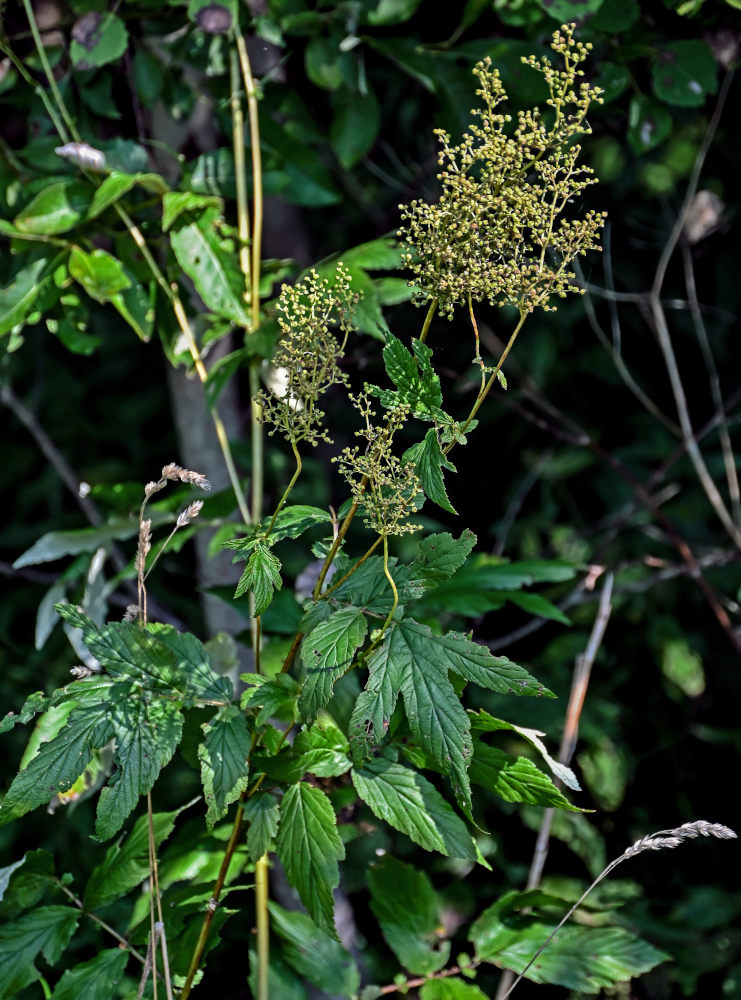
0 12 735 1000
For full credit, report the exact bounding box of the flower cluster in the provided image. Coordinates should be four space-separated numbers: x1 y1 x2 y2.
398 23 605 319
259 265 358 446
334 394 422 537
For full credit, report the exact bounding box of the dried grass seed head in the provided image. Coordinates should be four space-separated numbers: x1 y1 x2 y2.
397 22 606 319
259 264 359 447
176 500 204 528
160 463 212 492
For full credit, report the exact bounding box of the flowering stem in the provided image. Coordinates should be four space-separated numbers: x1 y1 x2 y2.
445 311 527 456
419 299 438 344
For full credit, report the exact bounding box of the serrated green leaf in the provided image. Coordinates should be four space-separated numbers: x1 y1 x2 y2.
241 673 299 726
14 181 92 235
111 268 154 341
299 608 368 721
373 332 443 419
276 782 345 938
84 805 186 908
469 742 581 811
0 691 49 734
244 793 281 862
198 705 250 830
69 247 131 303
404 429 457 514
352 758 477 858
0 703 115 826
470 711 580 791
349 620 473 808
234 542 282 614
368 855 449 975
471 891 669 991
144 624 233 701
267 505 332 542
397 530 477 598
54 605 184 690
49 948 128 1000
170 208 250 326
95 697 183 840
269 902 360 995
293 720 351 778
0 905 79 997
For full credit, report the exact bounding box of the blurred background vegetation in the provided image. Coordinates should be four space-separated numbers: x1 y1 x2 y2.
1 0 740 996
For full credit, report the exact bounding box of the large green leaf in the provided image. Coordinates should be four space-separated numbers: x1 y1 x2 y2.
276 782 345 938
244 793 281 862
352 758 477 859
397 530 477 597
233 542 282 614
49 948 129 1000
13 181 92 234
169 208 251 326
471 891 669 991
299 608 368 721
470 710 580 791
350 618 551 807
144 624 233 701
198 705 250 829
292 721 351 778
349 620 473 807
0 906 79 998
13 517 144 567
84 806 188 908
0 702 115 826
469 742 581 811
95 697 184 840
368 855 449 975
330 89 381 168
269 902 360 996
69 247 131 303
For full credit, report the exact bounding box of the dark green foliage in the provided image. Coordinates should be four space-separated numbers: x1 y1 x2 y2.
1 0 739 996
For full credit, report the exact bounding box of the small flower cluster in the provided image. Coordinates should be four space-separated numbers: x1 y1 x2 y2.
398 23 605 319
259 265 358 446
334 394 422 537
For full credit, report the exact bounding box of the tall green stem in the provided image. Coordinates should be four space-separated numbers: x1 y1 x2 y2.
418 299 438 345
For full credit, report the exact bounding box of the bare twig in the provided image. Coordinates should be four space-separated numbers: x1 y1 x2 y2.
495 572 614 1000
681 240 741 526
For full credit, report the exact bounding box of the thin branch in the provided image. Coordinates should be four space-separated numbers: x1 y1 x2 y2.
495 572 614 1000
681 240 740 526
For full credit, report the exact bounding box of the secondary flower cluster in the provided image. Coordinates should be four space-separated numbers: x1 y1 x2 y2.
259 265 358 446
335 393 422 538
398 23 606 319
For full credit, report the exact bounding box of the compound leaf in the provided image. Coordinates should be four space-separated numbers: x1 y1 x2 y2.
49 948 128 1000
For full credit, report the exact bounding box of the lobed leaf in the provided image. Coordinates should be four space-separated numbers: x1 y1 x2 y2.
469 742 582 811
234 542 282 615
0 905 79 997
